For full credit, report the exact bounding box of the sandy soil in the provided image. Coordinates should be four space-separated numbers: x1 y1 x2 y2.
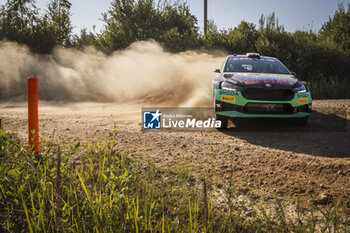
1 100 349 205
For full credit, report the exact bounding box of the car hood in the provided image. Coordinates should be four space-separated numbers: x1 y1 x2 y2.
223 72 298 88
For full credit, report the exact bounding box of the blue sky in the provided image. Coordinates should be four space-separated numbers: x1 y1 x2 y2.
1 0 349 34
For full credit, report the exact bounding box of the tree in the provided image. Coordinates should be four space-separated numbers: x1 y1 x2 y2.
255 13 295 70
0 0 39 44
158 2 200 51
204 20 258 54
97 0 199 53
226 21 258 53
44 0 73 47
320 3 350 50
204 19 228 49
97 0 159 52
73 28 97 49
0 0 73 53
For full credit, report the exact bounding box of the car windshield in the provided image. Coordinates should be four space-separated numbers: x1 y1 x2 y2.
224 57 291 74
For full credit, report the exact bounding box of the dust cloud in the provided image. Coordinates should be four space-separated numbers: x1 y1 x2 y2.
0 40 224 107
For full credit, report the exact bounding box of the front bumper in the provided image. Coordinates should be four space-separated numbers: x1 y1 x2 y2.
214 89 312 118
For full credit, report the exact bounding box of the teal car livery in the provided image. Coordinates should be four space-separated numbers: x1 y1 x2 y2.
213 53 312 128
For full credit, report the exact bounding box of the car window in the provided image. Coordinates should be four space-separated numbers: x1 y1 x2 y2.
224 57 290 74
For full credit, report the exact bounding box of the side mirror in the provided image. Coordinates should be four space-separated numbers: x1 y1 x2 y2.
213 69 221 73
291 72 296 76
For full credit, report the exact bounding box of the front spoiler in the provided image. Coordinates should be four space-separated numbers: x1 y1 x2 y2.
216 111 311 118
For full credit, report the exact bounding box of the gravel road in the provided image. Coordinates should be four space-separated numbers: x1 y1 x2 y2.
1 99 349 205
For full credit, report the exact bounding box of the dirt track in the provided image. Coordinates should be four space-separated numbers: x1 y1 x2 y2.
1 100 349 205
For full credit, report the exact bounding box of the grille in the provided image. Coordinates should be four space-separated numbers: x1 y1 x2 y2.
220 101 243 111
242 88 294 101
243 103 294 114
218 101 294 114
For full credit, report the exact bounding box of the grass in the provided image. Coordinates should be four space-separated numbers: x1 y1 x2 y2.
0 130 349 232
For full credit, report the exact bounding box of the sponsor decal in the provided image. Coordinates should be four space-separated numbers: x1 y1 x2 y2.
297 93 309 98
228 57 276 62
244 77 269 81
221 96 235 102
298 98 308 104
244 81 260 84
218 90 239 96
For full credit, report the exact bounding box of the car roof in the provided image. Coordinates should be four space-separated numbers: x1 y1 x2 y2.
227 55 277 60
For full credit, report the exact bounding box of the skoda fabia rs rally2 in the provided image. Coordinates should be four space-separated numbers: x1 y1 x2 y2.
213 53 312 129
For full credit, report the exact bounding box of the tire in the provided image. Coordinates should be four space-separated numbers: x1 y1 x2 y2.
294 117 309 127
215 114 228 129
231 118 246 128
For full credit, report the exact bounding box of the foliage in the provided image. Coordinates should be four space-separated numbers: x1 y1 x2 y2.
320 3 350 51
96 0 200 53
1 131 349 232
0 0 349 97
44 0 73 47
73 28 97 49
205 20 258 54
0 130 199 232
0 0 40 49
0 0 73 53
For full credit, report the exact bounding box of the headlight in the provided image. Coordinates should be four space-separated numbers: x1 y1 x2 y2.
221 82 240 91
293 84 307 93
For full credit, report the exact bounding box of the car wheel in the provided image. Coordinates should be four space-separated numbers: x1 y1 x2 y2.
231 118 246 128
215 114 228 129
294 117 309 127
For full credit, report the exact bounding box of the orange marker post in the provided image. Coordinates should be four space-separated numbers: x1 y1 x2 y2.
28 78 39 153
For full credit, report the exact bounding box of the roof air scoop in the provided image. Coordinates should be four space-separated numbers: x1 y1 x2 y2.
246 53 260 58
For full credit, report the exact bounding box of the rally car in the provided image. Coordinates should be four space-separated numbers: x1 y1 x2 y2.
213 53 312 128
